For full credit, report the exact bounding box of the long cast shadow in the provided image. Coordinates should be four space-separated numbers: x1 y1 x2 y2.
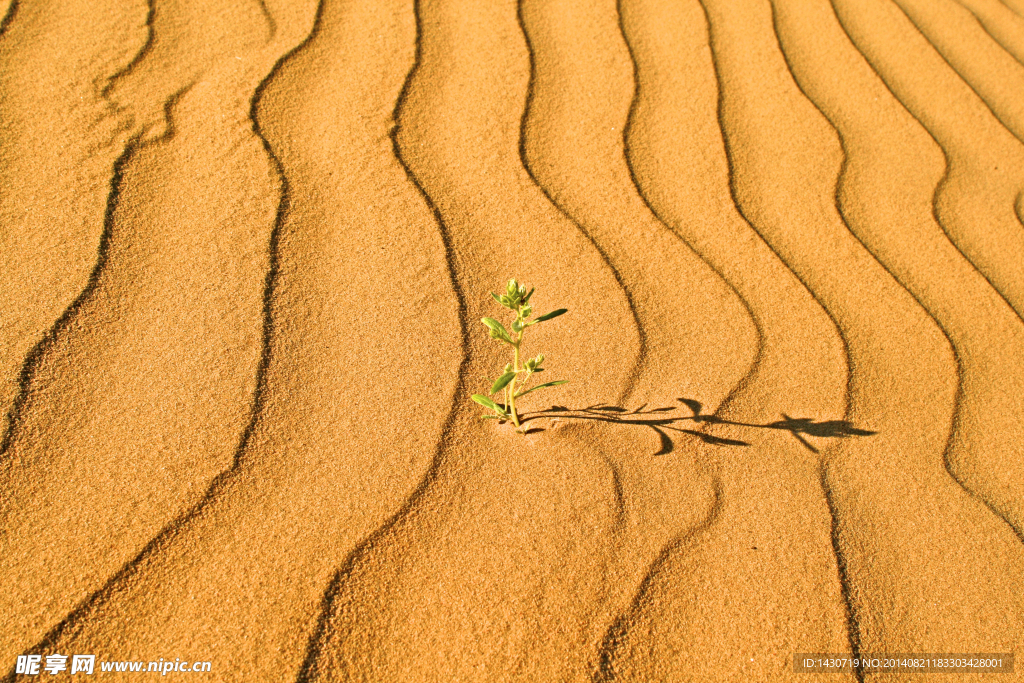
508 397 874 456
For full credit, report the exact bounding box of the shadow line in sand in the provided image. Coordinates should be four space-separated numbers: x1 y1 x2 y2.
511 397 875 456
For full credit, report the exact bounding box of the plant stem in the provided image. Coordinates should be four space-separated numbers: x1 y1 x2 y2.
509 338 522 429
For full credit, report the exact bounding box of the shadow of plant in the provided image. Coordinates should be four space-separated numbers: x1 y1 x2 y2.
513 397 875 456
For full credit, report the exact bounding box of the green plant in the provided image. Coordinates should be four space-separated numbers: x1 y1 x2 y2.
471 279 568 432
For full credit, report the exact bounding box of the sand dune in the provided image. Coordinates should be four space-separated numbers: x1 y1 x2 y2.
777 0 1024 671
954 0 1024 66
2 0 1022 680
833 0 1024 551
1003 0 1024 19
0 0 149 443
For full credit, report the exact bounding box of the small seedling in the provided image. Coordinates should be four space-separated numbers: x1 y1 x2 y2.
471 279 567 432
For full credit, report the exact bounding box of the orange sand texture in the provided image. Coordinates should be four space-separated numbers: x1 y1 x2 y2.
1 0 1024 680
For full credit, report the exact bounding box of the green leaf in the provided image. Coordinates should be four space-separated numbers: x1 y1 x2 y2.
523 287 534 303
472 394 510 418
512 319 524 333
490 371 516 394
491 292 508 308
514 380 568 399
531 308 567 324
481 317 513 344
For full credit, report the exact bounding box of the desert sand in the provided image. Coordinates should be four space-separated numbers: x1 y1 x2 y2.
1 0 1023 680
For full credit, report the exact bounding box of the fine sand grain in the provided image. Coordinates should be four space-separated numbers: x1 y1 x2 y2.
2 0 1022 681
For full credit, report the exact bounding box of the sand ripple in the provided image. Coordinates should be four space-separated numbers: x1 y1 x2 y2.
2 0 1022 680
